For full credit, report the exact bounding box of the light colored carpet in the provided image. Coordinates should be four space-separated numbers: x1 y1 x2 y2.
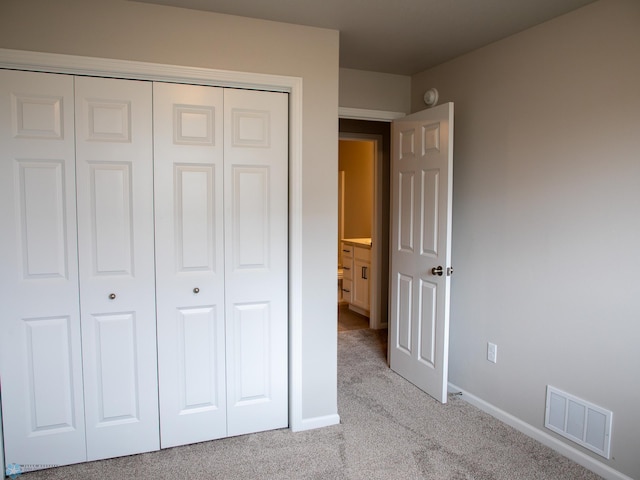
22 329 601 479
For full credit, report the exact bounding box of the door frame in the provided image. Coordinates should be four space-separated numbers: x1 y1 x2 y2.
0 48 306 432
338 133 383 329
338 108 405 332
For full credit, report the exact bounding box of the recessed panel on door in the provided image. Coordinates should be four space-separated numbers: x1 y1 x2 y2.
399 129 415 161
0 69 86 469
422 123 440 153
18 160 68 279
398 171 415 252
154 82 227 448
418 279 437 368
75 76 159 461
174 105 215 145
90 163 133 275
85 100 131 142
396 274 413 355
24 316 77 434
92 312 140 424
233 166 269 270
13 94 63 139
420 169 439 257
231 109 270 148
176 165 215 272
176 307 222 412
231 302 271 405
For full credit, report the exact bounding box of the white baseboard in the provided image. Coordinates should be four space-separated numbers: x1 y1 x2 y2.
292 414 340 432
448 383 633 480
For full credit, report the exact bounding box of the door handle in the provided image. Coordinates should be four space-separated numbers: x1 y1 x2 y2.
362 266 368 280
431 266 443 276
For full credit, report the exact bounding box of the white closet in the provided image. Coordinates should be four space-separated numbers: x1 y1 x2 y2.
0 69 288 471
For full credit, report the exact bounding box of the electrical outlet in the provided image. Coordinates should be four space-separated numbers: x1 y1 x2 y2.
487 342 497 363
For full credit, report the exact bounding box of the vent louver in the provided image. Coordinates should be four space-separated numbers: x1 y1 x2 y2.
545 386 612 459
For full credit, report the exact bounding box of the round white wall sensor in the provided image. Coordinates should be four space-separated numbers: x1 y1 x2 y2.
423 88 439 107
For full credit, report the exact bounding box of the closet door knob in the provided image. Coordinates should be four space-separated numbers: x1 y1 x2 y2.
193 287 200 294
109 293 116 300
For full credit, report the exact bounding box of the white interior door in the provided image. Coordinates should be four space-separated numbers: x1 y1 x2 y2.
0 70 87 469
74 76 160 460
389 103 454 403
154 82 227 448
224 88 289 436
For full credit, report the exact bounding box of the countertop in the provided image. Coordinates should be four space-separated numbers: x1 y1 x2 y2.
342 238 372 248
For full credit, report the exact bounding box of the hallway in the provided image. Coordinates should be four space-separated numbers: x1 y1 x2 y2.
338 303 370 332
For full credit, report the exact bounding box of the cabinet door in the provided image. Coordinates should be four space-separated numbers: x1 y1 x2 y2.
0 70 87 469
74 76 159 461
224 88 289 436
154 82 227 448
352 247 371 312
352 260 370 311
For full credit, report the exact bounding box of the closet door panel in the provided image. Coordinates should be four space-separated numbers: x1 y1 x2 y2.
224 89 289 436
91 164 133 273
90 312 140 420
0 70 87 468
232 166 270 268
154 82 227 448
74 76 159 461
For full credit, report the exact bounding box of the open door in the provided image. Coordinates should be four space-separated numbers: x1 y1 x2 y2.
389 103 453 403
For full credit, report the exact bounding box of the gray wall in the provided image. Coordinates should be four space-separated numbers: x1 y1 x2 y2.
411 1 640 477
0 0 340 425
340 67 411 113
339 140 374 240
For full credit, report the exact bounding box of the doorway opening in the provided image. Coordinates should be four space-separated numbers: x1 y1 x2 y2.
338 119 391 333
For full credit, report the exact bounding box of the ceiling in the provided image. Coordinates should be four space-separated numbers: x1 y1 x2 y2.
136 0 596 75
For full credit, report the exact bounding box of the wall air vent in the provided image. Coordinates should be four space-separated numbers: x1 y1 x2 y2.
544 385 612 459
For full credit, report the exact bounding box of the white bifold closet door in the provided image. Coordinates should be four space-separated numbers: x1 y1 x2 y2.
154 83 289 448
0 70 86 469
74 76 160 460
154 83 227 448
222 88 288 437
1 69 288 467
0 71 160 470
